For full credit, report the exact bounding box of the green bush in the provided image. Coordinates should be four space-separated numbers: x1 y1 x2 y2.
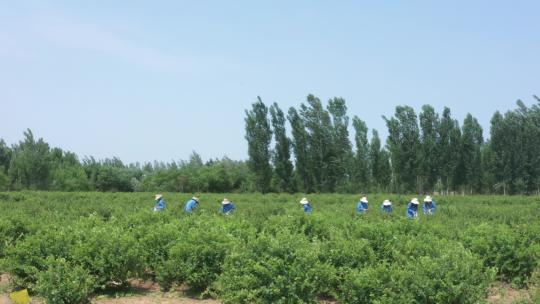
339 246 494 304
2 192 540 302
71 224 144 289
214 233 335 303
156 225 235 291
462 223 540 286
36 257 94 304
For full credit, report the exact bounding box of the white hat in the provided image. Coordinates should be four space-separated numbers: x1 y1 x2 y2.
411 198 419 205
222 198 230 205
193 196 200 201
382 199 392 206
360 197 368 203
424 196 432 202
300 198 309 205
155 194 163 200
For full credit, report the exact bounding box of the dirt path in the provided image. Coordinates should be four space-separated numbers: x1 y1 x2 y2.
2 274 536 304
92 294 219 304
486 283 533 304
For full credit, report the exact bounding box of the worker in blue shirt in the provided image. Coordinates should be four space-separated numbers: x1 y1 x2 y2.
184 196 200 213
300 197 313 214
381 199 393 213
423 196 437 215
220 198 236 215
153 194 165 212
406 198 420 218
356 196 369 214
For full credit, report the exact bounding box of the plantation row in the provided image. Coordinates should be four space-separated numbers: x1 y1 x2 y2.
0 192 539 303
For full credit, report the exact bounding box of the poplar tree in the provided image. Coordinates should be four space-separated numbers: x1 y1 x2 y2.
287 107 312 192
244 97 273 193
299 95 334 192
269 102 294 193
328 98 354 191
384 106 420 192
438 108 462 193
461 114 484 193
418 105 439 192
352 116 369 191
369 129 391 192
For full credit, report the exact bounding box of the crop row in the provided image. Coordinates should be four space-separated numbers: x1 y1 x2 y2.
0 192 539 303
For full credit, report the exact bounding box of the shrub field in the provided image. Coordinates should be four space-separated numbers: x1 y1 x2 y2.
0 192 539 303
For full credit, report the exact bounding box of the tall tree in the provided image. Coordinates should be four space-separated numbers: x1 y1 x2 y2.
438 108 462 193
287 107 312 192
461 114 484 193
328 98 354 191
352 116 369 191
383 106 420 193
0 139 10 190
0 139 11 173
299 95 335 192
418 105 439 192
244 97 273 193
369 129 391 192
270 102 295 193
8 129 52 190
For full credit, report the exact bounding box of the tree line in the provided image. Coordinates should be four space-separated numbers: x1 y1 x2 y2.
0 95 538 194
0 129 250 193
245 95 540 195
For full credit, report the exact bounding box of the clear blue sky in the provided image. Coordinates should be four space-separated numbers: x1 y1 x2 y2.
1 1 539 163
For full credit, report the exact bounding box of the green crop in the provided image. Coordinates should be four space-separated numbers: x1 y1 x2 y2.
0 192 539 303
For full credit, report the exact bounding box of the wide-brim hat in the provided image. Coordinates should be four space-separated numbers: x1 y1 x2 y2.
424 196 432 202
300 198 309 205
193 196 200 201
411 198 419 205
360 197 368 203
222 198 230 205
155 194 163 200
383 199 392 206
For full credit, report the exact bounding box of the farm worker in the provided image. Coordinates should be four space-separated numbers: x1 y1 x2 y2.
423 195 437 215
356 196 369 213
406 198 420 218
300 197 313 214
381 199 393 213
153 194 165 212
184 196 200 213
220 198 236 215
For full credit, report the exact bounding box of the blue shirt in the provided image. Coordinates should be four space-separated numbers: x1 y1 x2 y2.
407 203 419 218
357 201 368 213
154 198 165 211
184 199 199 213
303 203 313 213
381 204 393 213
423 201 437 215
220 203 236 214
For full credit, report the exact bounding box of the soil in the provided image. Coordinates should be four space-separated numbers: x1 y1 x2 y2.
92 295 218 304
487 282 533 304
1 274 536 304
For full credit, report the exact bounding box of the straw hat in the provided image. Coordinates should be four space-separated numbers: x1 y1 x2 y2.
424 196 433 202
300 198 309 205
382 199 392 206
222 198 230 205
193 196 200 202
155 194 163 200
360 197 368 203
411 198 419 205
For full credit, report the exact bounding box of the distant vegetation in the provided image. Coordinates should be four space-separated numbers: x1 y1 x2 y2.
0 94 539 194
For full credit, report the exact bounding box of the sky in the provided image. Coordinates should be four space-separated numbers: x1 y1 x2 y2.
1 1 539 164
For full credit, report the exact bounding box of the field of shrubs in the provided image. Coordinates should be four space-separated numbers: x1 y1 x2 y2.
0 192 539 303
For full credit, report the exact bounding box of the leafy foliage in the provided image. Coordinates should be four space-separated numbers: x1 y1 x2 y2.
1 192 539 303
